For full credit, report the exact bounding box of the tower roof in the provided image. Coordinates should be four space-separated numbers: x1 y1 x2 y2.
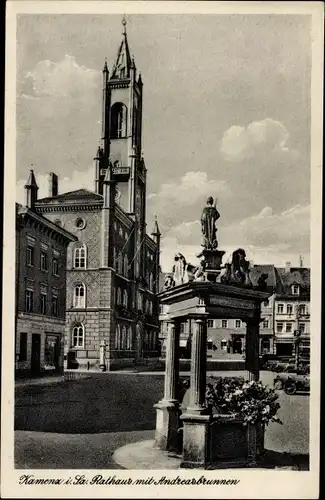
111 16 132 79
24 169 38 189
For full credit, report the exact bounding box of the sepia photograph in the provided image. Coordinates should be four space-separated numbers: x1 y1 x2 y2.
2 1 323 498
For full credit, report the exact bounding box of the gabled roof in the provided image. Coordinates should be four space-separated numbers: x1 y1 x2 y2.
277 267 310 290
36 188 103 205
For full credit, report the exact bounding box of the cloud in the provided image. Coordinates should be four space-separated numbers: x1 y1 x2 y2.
160 204 310 271
21 55 99 99
147 171 230 233
220 118 299 163
16 166 94 205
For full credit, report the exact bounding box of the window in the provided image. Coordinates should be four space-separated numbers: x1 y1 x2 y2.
25 289 34 312
111 103 127 138
261 338 271 354
277 304 284 314
19 332 28 362
117 288 122 306
138 293 143 311
40 292 47 314
26 246 34 266
262 319 269 329
72 324 84 348
276 322 284 333
123 290 128 308
292 284 300 296
299 323 306 334
235 320 241 328
221 320 228 328
299 305 306 315
117 252 123 275
40 252 48 271
287 304 293 315
286 323 292 333
52 258 59 276
180 323 185 334
198 298 205 305
74 245 86 269
115 324 122 350
124 255 128 276
126 326 132 350
207 320 214 328
52 294 59 316
149 273 154 291
122 326 127 350
74 284 85 308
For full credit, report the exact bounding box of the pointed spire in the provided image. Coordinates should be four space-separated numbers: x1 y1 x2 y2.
151 214 161 238
111 15 132 79
25 168 38 189
122 15 127 36
103 58 108 73
24 168 39 209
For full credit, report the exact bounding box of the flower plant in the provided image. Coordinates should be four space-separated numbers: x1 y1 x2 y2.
205 376 282 426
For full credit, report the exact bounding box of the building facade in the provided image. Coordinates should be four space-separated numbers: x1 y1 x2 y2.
16 177 77 376
159 263 310 360
33 21 161 370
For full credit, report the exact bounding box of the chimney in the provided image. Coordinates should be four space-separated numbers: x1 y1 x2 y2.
285 261 291 273
299 255 304 267
49 173 58 197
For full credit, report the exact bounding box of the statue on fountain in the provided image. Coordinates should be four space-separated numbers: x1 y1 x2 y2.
219 248 252 287
201 196 220 250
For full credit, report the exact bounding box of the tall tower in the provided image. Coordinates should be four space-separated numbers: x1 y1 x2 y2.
95 17 145 222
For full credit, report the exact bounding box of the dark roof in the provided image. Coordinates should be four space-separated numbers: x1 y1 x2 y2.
16 203 77 242
36 188 103 205
277 267 310 290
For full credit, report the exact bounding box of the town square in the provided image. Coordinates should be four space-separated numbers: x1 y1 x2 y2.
2 4 322 499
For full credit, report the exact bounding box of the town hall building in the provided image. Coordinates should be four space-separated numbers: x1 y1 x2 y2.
33 19 161 370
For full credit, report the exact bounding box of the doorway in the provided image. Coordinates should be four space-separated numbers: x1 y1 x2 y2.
31 334 41 375
233 336 243 354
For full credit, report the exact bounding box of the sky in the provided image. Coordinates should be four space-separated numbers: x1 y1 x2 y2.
16 13 312 271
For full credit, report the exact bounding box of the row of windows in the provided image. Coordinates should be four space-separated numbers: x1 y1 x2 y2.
25 289 60 316
276 322 307 334
277 304 308 315
207 319 270 329
27 246 59 275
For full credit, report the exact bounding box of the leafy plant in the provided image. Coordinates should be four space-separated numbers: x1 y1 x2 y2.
205 376 282 426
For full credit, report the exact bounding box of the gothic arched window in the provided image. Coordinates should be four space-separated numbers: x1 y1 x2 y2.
122 326 127 350
124 254 128 276
123 289 128 308
117 288 122 306
149 273 154 291
74 284 86 308
126 326 132 350
72 323 84 348
117 252 123 275
73 244 87 269
111 103 127 138
115 324 121 350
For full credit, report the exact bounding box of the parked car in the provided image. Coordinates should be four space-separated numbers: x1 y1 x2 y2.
273 372 310 394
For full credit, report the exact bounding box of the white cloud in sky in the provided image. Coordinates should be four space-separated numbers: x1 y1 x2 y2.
160 204 310 271
22 55 99 99
220 118 300 163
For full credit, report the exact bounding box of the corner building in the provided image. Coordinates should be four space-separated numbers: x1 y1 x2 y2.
35 22 161 370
